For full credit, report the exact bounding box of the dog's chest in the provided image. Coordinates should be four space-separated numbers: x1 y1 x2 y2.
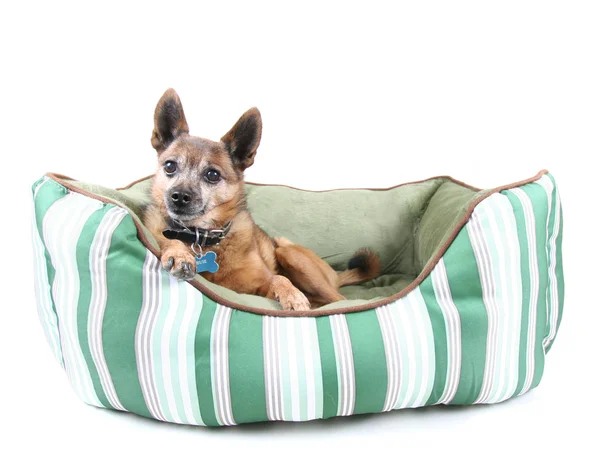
199 227 278 285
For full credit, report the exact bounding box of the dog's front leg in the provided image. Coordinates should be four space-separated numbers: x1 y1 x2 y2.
144 208 197 280
258 275 311 311
160 240 197 280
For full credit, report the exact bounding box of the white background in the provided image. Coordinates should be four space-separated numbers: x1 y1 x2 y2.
1 1 599 462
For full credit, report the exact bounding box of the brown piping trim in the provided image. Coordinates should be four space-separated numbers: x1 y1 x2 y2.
246 176 482 193
44 169 549 317
117 174 155 190
47 173 78 181
116 173 482 193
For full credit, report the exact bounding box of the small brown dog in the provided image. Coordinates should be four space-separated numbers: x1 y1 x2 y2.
143 89 380 310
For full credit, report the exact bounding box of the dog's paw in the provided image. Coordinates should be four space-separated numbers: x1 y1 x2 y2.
269 275 311 311
161 249 196 281
278 290 311 311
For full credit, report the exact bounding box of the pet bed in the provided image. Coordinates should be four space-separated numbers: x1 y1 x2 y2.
31 170 563 426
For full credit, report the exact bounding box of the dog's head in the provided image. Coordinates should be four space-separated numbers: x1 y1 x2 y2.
149 89 262 227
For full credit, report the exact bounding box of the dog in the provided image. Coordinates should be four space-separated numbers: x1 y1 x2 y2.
143 89 380 310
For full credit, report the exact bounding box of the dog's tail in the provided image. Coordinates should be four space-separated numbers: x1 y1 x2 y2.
337 248 381 287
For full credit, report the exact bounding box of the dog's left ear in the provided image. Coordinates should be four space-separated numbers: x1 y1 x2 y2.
221 108 262 170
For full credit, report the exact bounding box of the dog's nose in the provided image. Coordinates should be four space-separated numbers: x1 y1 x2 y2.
170 190 193 207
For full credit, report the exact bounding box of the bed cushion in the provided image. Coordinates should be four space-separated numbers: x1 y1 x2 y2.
31 170 564 426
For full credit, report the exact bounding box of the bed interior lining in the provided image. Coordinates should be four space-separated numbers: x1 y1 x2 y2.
60 175 484 311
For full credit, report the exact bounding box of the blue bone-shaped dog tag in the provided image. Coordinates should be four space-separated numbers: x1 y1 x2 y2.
195 251 220 274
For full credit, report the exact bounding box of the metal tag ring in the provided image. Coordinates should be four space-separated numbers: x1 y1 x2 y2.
191 242 202 256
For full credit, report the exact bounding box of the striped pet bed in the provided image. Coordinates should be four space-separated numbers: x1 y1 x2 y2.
31 170 563 426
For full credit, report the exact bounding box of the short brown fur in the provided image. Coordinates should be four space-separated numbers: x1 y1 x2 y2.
143 89 380 310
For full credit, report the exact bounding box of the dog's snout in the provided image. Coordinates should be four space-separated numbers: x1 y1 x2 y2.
170 190 193 207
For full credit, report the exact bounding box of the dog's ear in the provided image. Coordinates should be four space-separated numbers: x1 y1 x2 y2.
221 108 262 170
151 88 190 154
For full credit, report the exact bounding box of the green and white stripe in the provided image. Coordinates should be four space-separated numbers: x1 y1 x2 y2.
263 316 324 421
376 304 402 411
136 252 168 421
133 253 207 424
43 192 105 407
468 194 523 404
429 258 461 404
31 178 63 365
330 314 355 416
175 280 205 425
487 194 522 403
536 176 562 351
87 207 128 410
396 290 436 409
263 316 283 420
211 304 235 425
375 289 436 412
510 188 540 395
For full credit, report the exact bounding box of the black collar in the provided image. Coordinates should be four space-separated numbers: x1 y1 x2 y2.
162 218 232 247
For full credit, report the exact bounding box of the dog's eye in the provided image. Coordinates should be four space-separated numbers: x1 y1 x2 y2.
205 169 221 183
164 161 177 174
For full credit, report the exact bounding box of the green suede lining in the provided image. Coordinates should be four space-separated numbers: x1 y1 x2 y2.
64 177 484 310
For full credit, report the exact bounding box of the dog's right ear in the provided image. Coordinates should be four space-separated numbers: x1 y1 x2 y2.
151 88 190 154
